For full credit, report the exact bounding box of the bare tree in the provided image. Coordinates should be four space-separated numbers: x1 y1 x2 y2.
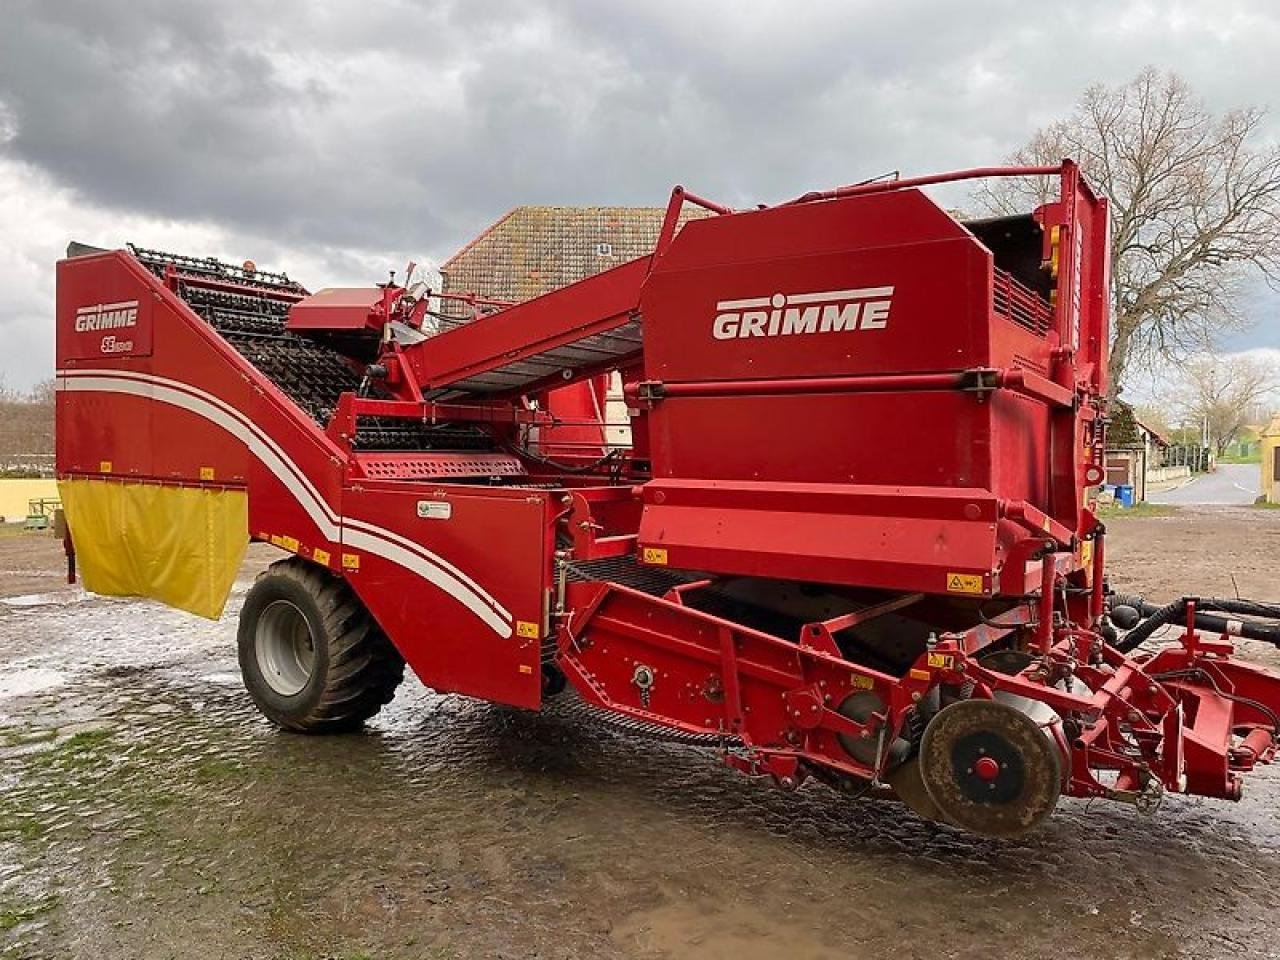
26 379 55 404
1169 354 1277 457
974 69 1280 394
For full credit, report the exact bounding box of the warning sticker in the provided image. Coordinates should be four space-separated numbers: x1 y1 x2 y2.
516 620 540 639
926 652 956 670
642 547 668 565
946 572 984 595
312 548 331 567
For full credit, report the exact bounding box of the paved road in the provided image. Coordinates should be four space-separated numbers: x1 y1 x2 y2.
1148 461 1260 505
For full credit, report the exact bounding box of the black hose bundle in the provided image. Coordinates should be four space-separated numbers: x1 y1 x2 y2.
1109 595 1280 653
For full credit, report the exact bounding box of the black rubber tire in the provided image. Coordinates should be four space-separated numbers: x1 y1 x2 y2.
237 557 404 733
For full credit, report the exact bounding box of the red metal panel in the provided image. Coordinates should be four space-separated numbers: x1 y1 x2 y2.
647 391 993 488
339 481 553 708
642 195 991 383
638 480 1002 595
286 287 385 332
59 258 155 361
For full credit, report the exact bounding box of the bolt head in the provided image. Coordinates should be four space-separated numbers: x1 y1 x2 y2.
974 756 1000 782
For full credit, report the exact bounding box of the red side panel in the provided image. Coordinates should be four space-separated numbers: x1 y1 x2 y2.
340 482 553 708
287 287 385 332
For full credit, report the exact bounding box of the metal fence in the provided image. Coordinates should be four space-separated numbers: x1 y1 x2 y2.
1162 444 1212 473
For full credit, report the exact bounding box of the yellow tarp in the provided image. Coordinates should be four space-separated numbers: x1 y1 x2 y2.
58 478 248 619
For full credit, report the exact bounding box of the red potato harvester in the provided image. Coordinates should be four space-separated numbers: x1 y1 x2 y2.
54 162 1280 838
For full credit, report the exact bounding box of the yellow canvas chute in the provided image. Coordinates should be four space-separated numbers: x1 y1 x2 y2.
58 478 248 620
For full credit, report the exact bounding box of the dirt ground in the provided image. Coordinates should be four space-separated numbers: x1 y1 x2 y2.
2 508 1280 960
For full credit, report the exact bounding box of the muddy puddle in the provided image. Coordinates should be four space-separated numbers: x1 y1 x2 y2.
1 518 1280 959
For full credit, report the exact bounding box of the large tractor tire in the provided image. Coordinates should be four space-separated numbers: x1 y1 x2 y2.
237 557 404 733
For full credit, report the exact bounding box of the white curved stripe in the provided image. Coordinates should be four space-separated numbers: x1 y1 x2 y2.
61 376 339 538
58 367 512 619
57 372 512 636
342 528 510 636
61 368 337 524
342 516 512 621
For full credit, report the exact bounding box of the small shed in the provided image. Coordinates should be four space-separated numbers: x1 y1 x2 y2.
1105 402 1168 502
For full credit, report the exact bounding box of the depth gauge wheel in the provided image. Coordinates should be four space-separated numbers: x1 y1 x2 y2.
918 698 1063 838
237 557 404 733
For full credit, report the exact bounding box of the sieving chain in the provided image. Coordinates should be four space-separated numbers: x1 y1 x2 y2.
128 245 496 452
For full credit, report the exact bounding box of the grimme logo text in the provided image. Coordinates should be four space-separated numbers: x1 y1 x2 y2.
712 287 894 340
75 300 139 332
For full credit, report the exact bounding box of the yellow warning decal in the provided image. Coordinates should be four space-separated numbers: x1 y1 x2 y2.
909 668 932 682
99 460 113 473
946 572 984 595
516 620 540 639
926 652 956 670
642 547 668 565
199 466 216 481
518 664 534 675
270 534 300 552
312 548 331 567
342 553 361 571
849 673 875 690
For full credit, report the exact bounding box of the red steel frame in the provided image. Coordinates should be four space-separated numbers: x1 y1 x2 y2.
54 162 1280 825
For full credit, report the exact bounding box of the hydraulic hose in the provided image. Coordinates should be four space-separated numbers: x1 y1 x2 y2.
1109 595 1280 653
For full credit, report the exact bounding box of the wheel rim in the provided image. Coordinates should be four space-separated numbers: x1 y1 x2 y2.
918 698 1064 838
255 600 316 697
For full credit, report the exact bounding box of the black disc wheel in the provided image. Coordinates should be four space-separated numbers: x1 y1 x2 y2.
238 557 404 733
918 698 1063 838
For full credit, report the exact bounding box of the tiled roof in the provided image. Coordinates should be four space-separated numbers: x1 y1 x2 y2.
441 205 707 304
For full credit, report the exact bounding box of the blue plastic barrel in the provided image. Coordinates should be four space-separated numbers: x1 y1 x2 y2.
1117 484 1134 508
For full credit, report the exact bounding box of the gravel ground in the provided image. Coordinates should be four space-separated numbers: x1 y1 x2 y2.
1 508 1279 960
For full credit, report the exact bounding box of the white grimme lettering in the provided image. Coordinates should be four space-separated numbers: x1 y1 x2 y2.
712 287 894 340
75 301 139 333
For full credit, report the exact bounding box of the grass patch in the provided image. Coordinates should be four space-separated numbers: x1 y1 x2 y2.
0 896 58 931
0 727 58 749
23 728 116 774
0 813 46 842
1253 499 1280 510
1096 502 1178 519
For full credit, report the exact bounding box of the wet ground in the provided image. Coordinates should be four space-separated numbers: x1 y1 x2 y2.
2 510 1280 960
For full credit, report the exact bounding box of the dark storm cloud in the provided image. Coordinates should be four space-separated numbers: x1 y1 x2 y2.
13 0 1264 256
1 0 1279 391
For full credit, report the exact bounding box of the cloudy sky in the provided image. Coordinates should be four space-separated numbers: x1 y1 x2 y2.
2 0 1278 392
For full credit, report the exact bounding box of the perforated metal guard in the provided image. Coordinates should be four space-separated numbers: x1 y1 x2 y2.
357 453 528 481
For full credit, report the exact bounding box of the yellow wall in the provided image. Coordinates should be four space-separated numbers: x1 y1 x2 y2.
1261 415 1280 505
0 478 59 521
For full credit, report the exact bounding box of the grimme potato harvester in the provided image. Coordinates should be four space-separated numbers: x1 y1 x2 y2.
55 163 1280 837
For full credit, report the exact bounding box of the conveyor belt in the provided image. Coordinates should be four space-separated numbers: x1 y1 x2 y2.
409 255 650 403
427 318 644 401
